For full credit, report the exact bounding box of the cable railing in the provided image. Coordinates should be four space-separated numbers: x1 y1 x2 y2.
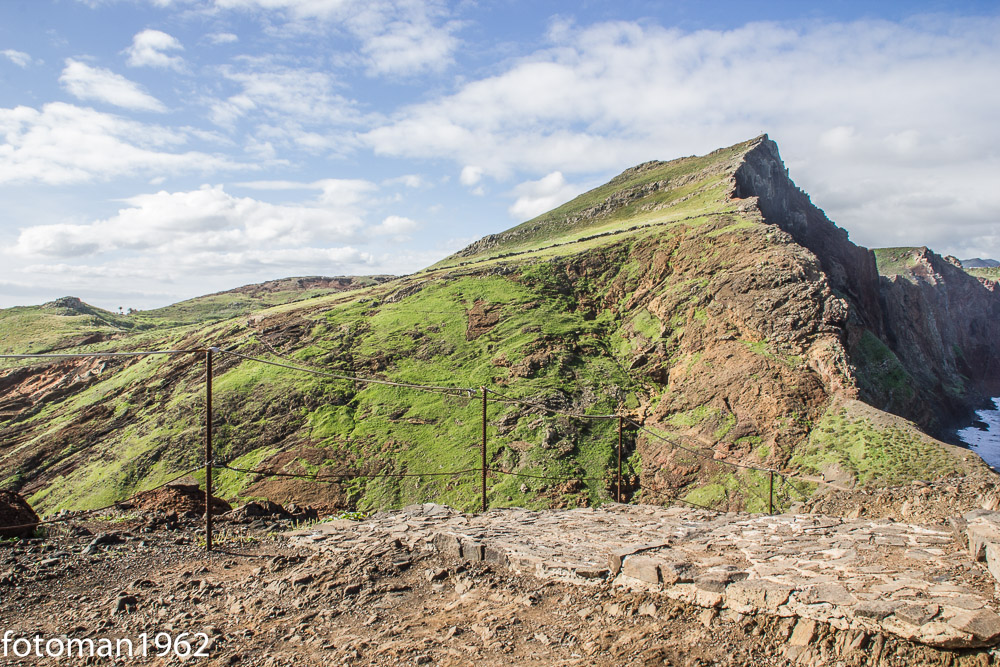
0 345 817 552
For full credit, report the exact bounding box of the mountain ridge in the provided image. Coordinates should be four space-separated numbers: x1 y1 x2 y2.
1 136 996 516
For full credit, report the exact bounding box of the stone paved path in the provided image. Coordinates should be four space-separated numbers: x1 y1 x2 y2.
288 503 1000 650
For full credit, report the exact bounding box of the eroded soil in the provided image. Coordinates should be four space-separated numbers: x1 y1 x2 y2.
1 504 998 667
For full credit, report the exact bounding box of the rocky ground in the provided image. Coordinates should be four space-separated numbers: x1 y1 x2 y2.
3 489 1000 666
798 469 1000 525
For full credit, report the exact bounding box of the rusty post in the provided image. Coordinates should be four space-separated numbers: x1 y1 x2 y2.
205 347 214 553
481 386 488 513
768 471 774 516
617 415 623 503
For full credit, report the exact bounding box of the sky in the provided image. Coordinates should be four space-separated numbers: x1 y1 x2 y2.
1 0 998 311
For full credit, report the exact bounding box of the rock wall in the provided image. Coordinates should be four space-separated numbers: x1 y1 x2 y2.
878 248 1000 427
733 138 885 335
733 137 1000 436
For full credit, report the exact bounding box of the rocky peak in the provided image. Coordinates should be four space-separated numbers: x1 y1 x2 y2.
944 255 964 268
732 137 885 334
43 296 87 313
608 159 668 185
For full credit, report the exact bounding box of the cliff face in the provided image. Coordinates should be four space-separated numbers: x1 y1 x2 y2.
875 248 1000 426
732 138 1000 437
733 140 885 334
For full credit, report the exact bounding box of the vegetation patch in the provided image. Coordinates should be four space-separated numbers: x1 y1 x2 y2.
791 406 959 487
852 330 915 407
872 247 923 277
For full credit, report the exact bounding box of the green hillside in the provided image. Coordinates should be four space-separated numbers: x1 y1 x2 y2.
872 247 925 277
130 276 393 328
0 297 139 355
966 266 1000 280
1 137 986 517
432 138 756 269
0 277 391 355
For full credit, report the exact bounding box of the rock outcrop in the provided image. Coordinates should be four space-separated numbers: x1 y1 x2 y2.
129 483 232 516
876 247 1000 429
291 502 1000 650
0 490 39 538
733 138 885 334
733 138 1000 436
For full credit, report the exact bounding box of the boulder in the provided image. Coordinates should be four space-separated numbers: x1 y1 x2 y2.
129 484 231 516
0 490 40 539
225 500 303 522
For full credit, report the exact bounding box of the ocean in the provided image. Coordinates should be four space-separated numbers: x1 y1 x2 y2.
958 397 1000 470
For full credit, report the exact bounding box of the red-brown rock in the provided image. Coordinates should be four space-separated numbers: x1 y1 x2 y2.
130 484 231 516
0 490 40 538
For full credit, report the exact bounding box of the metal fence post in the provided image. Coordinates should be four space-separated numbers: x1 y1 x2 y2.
768 471 774 516
205 347 214 553
481 386 487 513
617 415 623 503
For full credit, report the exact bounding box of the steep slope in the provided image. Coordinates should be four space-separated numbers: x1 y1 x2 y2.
0 136 993 517
731 143 999 435
871 247 1000 425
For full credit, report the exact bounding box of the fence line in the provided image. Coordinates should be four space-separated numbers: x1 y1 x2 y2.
484 387 619 420
219 464 480 481
0 464 205 534
0 350 201 360
1 346 815 551
622 417 774 474
218 347 477 397
489 468 607 483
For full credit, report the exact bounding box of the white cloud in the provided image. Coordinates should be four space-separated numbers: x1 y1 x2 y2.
363 17 1000 256
207 32 239 44
171 246 375 272
371 214 420 241
12 181 376 260
459 165 483 186
125 29 185 70
359 14 458 76
219 64 337 121
508 171 580 220
383 174 425 188
210 0 460 76
818 126 857 155
0 102 248 184
6 179 403 304
364 19 1000 174
236 179 320 190
2 49 33 68
235 177 377 203
208 59 361 152
60 59 167 112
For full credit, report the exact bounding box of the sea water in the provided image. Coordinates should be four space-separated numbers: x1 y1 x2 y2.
958 397 1000 470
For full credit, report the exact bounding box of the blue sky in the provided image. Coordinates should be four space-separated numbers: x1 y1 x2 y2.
1 0 998 311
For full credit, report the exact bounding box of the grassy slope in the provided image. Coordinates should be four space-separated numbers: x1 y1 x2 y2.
790 398 970 487
965 266 1000 281
874 247 1000 283
2 139 983 516
429 139 754 269
14 264 642 512
0 299 138 355
130 276 391 328
871 247 924 277
0 277 389 355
